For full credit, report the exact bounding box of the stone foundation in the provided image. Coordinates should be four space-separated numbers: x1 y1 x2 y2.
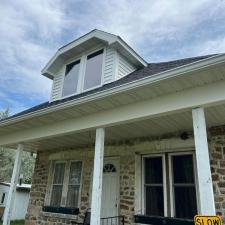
25 126 225 225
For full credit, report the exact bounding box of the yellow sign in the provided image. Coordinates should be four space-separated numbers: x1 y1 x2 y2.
194 216 222 225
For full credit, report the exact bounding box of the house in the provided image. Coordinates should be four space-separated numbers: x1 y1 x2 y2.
0 182 31 221
0 29 225 225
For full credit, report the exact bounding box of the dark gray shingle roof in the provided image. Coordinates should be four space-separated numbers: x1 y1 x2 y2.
1 54 216 121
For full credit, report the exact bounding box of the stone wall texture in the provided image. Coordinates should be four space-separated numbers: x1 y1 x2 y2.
209 125 225 223
25 125 225 225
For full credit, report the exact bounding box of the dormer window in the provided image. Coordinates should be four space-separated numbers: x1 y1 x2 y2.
83 49 103 90
62 49 104 97
62 60 80 97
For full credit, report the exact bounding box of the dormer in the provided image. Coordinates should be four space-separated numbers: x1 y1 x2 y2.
42 29 147 102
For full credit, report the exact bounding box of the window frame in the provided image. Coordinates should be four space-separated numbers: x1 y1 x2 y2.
48 160 83 209
168 151 198 218
141 154 167 216
60 46 106 99
50 160 67 207
81 48 105 92
61 59 81 98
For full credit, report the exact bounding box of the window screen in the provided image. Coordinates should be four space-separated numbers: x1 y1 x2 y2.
83 49 103 90
62 60 80 97
144 157 164 216
50 162 65 207
66 161 82 208
172 154 197 219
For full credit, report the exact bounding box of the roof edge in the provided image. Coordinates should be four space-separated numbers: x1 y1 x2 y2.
2 53 225 127
41 29 147 78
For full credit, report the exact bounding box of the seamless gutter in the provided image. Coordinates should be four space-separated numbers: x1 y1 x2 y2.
1 53 225 127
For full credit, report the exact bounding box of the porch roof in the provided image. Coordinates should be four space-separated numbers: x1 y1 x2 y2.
1 54 225 152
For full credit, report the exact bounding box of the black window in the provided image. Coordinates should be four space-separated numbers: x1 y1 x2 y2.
172 154 197 219
144 157 164 216
143 153 197 219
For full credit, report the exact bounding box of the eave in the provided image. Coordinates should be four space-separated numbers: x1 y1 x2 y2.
1 53 225 128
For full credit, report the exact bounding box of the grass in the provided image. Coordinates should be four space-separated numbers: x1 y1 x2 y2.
0 220 24 225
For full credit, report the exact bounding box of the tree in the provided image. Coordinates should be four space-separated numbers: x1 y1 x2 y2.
0 109 35 184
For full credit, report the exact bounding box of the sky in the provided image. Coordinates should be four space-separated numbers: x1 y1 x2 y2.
0 0 225 115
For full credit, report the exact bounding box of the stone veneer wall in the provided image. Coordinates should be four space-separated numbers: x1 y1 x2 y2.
209 125 225 222
25 147 136 225
25 126 225 225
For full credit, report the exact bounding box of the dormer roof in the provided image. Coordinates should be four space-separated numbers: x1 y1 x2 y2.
42 29 148 79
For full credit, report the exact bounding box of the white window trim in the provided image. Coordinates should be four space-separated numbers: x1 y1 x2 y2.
47 160 83 208
60 46 106 99
61 58 82 99
168 151 199 217
81 47 106 92
141 154 167 216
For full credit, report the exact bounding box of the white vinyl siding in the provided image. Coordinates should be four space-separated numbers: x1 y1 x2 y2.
103 47 116 84
50 67 64 101
117 55 136 80
50 47 137 101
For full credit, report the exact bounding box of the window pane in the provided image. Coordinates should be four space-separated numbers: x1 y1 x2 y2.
145 157 163 184
83 49 103 90
53 163 65 184
69 162 82 185
50 185 63 206
172 155 194 183
62 60 80 97
174 187 197 219
146 186 164 216
66 185 80 207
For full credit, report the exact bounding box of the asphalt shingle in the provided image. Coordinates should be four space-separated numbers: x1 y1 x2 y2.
1 54 216 121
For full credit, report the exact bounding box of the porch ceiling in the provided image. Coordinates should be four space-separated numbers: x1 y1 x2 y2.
14 103 225 152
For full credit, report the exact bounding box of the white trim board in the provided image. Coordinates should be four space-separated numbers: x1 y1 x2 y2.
1 80 225 146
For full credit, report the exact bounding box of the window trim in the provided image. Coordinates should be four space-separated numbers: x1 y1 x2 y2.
60 46 106 99
141 154 167 216
81 47 105 92
168 151 199 217
61 58 82 98
48 160 83 209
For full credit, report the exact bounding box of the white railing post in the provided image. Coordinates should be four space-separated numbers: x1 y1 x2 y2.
90 128 105 225
3 143 23 225
192 107 215 215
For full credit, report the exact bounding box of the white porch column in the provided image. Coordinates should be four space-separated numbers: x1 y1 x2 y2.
3 143 23 225
90 128 105 225
192 107 215 215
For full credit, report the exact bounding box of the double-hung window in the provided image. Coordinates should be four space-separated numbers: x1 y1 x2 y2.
62 60 80 97
143 156 166 216
62 49 104 97
170 154 197 219
49 161 82 208
142 152 197 219
83 49 103 90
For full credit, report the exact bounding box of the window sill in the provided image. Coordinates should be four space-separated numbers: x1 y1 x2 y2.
41 211 78 220
134 215 194 225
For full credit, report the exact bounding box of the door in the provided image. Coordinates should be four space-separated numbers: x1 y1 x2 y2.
101 158 119 218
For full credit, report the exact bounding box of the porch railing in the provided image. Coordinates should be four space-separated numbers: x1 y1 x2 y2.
101 216 125 225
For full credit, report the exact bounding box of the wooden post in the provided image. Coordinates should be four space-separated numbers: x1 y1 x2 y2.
192 108 215 215
90 128 105 225
3 143 23 225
